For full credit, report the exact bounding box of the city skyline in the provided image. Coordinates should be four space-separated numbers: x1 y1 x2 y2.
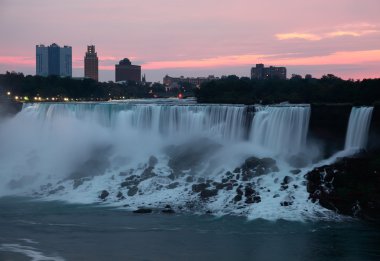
0 0 380 82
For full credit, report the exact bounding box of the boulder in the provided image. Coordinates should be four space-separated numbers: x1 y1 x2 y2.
99 190 109 200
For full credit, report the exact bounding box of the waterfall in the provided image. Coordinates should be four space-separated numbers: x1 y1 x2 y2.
22 103 248 141
250 105 310 156
344 107 374 151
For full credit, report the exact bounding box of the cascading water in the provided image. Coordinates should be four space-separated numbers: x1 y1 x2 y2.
250 105 310 156
1 101 368 221
344 107 374 151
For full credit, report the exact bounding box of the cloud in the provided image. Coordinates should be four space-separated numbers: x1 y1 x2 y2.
142 49 380 70
276 23 379 41
0 56 34 66
276 33 322 41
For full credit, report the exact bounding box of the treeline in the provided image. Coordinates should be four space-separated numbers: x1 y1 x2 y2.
0 72 194 100
195 75 380 105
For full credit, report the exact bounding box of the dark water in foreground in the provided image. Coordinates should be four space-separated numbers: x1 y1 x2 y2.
0 198 379 261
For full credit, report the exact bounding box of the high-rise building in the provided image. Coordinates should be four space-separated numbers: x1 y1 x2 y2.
251 64 287 80
115 58 141 82
84 45 99 81
36 43 72 77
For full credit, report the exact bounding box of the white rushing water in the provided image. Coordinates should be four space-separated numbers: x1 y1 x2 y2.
0 101 373 221
344 107 374 151
250 105 310 156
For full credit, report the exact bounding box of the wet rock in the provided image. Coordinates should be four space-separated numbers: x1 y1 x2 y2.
99 190 109 200
244 186 255 197
200 189 218 199
305 155 380 219
246 196 261 204
73 179 85 189
282 176 294 185
290 169 302 175
225 183 233 191
273 194 280 198
280 185 288 191
192 183 210 193
167 182 179 189
186 176 194 183
148 156 158 167
127 186 138 197
280 201 293 206
162 205 175 214
162 208 175 214
234 194 242 202
233 167 241 173
133 208 152 214
197 177 205 183
141 167 156 180
236 187 243 196
48 185 65 195
116 191 125 199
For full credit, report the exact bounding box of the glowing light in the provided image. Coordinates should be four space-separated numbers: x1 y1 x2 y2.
7 92 11 95
14 96 19 100
64 98 69 101
24 96 29 101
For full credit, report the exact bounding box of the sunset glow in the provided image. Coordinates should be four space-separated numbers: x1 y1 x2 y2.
0 0 379 81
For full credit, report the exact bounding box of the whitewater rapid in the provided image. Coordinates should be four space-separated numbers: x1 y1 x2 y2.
0 101 374 221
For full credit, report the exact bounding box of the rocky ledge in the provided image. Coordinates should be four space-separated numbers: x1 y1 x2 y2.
305 153 380 220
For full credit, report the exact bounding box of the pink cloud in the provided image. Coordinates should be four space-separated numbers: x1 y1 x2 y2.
0 56 34 66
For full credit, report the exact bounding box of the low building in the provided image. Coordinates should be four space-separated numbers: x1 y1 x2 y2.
115 58 141 82
251 64 286 80
163 75 218 88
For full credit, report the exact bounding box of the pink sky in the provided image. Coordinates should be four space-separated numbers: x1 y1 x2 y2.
0 0 379 82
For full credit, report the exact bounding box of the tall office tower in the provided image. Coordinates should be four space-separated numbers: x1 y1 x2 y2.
84 45 99 81
115 58 141 82
36 43 72 77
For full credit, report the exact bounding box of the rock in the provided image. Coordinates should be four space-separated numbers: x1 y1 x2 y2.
162 208 175 214
244 186 255 197
192 183 210 193
48 185 65 195
127 186 138 197
162 205 175 214
290 169 302 175
141 167 156 180
233 168 241 173
197 177 205 183
116 191 125 199
236 187 243 196
225 183 233 190
245 196 261 204
234 194 242 202
305 155 380 219
186 176 194 183
280 201 293 206
133 208 152 214
148 156 158 167
282 176 294 185
73 179 85 189
99 190 109 200
167 182 179 189
200 189 218 199
280 185 288 191
273 194 280 198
